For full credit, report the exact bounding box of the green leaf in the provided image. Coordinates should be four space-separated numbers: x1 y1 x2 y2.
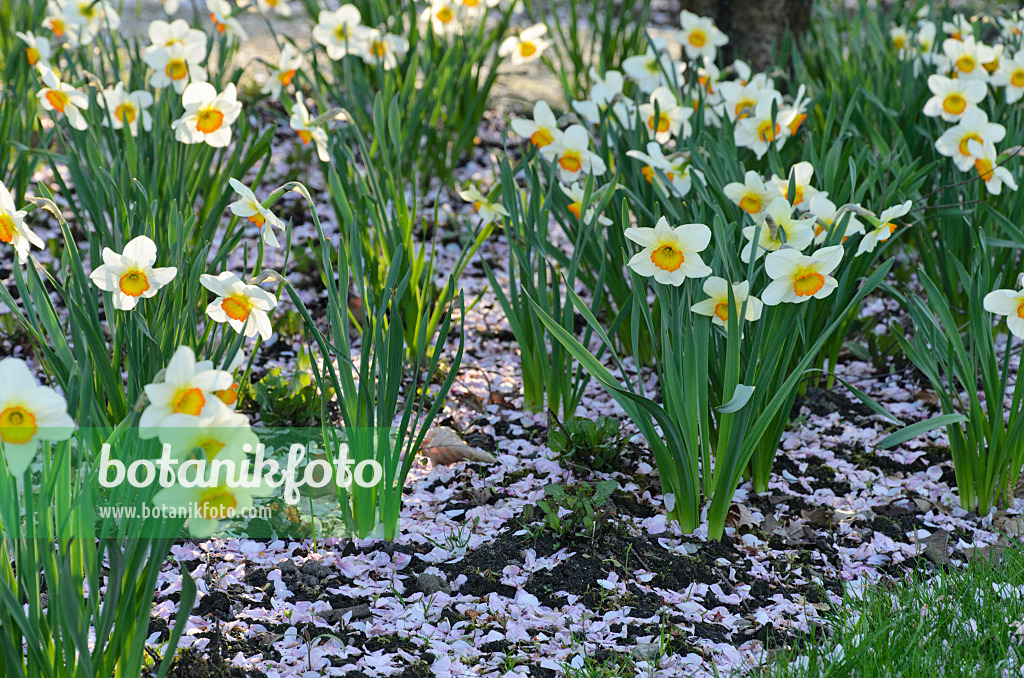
875 414 968 450
717 384 755 414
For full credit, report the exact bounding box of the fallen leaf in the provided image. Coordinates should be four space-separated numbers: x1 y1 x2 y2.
914 390 940 407
921 530 951 565
421 427 498 466
725 503 760 531
801 506 835 528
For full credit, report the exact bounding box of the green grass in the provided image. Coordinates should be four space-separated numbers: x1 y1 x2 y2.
758 542 1024 677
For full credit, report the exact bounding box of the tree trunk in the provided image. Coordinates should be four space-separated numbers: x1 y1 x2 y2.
679 0 813 73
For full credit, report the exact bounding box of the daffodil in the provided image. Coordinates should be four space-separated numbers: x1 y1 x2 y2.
807 195 864 245
0 181 44 265
677 10 728 61
99 83 154 136
43 6 77 46
942 14 973 41
157 405 258 462
734 97 794 159
499 24 550 65
145 42 209 93
923 74 986 122
140 346 234 434
146 17 206 52
966 138 1017 196
559 182 612 225
207 0 247 41
313 5 370 60
740 197 814 263
723 170 774 217
255 0 292 16
157 0 181 14
359 29 409 70
172 82 242 147
935 108 1006 172
718 76 777 122
691 277 763 326
289 96 331 162
770 161 825 210
261 43 304 100
942 36 994 80
153 473 272 537
458 186 508 225
625 216 712 285
0 358 75 476
990 50 1024 103
228 178 286 247
626 142 702 197
890 25 909 52
572 69 634 128
63 0 119 45
761 246 843 305
36 66 89 131
546 124 607 183
983 282 1024 338
201 271 278 341
15 31 52 68
638 86 692 143
622 40 683 94
856 200 912 256
510 100 563 156
421 0 463 37
89 236 178 311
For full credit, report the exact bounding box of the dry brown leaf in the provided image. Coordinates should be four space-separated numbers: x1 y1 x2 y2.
725 503 760 531
801 506 835 528
921 530 951 565
421 427 498 466
914 390 940 407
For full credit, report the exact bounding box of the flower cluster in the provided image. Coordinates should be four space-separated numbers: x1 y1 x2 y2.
895 8 1020 194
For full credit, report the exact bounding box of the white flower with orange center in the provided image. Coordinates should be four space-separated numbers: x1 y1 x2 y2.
856 200 912 256
966 138 1017 196
622 40 682 94
546 124 607 183
942 36 994 81
153 473 272 537
157 405 257 463
256 0 293 16
158 0 181 14
740 197 815 263
15 31 51 69
718 76 777 122
421 0 462 38
638 86 692 143
89 235 178 311
228 178 286 248
201 271 278 341
261 43 304 100
734 97 794 159
0 180 44 265
677 10 728 61
691 277 763 327
942 14 973 41
172 82 242 148
762 245 843 306
458 186 509 225
625 217 712 286
207 0 247 41
0 358 75 477
289 96 331 162
626 142 701 197
499 24 550 66
723 170 774 218
935 108 1006 172
559 182 612 225
807 195 865 245
313 5 370 60
43 10 77 44
572 69 635 128
922 75 986 122
99 83 154 136
145 41 209 93
770 161 825 210
36 66 89 131
983 281 1024 339
890 26 909 53
359 29 409 70
510 100 563 157
991 50 1024 104
140 346 234 434
64 0 119 45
